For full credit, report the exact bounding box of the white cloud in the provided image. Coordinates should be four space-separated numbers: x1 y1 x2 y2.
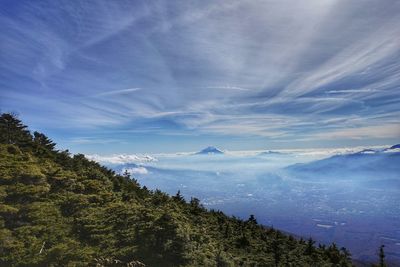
95 88 141 97
122 167 148 175
86 154 157 164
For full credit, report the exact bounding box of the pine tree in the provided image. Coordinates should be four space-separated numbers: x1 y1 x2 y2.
33 131 56 156
33 131 56 150
340 247 351 262
271 238 281 267
189 197 203 215
247 214 257 224
173 190 185 203
379 245 386 267
0 113 32 147
304 237 315 255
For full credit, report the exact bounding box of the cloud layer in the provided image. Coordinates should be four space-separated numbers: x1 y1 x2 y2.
86 154 157 165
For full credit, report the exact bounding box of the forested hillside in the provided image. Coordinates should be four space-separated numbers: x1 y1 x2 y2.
0 113 353 266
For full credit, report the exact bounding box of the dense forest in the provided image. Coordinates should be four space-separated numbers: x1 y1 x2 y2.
0 113 356 266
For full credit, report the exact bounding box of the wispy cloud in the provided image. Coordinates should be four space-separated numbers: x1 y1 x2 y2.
311 124 400 140
327 89 379 94
1 0 399 152
202 85 250 91
94 88 141 97
69 137 123 145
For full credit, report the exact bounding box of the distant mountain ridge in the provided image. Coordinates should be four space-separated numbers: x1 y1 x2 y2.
390 144 400 149
384 143 400 152
259 150 286 156
355 144 400 154
286 144 400 183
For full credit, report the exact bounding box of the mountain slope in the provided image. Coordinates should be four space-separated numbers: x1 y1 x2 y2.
389 144 400 149
286 148 400 183
0 113 353 266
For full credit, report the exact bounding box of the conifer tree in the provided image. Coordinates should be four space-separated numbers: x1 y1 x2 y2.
173 190 185 203
0 113 32 147
247 214 257 224
304 237 315 255
379 245 386 267
33 131 56 156
33 131 56 150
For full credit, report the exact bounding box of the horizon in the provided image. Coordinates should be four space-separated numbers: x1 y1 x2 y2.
85 143 395 157
1 1 400 154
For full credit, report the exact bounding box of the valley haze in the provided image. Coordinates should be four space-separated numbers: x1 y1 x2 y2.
87 145 400 264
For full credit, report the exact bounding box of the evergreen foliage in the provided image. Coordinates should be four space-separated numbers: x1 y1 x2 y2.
0 113 354 266
371 245 386 267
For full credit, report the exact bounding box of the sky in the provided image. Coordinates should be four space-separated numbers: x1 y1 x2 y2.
1 0 400 154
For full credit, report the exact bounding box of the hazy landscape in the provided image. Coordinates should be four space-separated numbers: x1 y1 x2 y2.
1 0 400 265
91 145 400 264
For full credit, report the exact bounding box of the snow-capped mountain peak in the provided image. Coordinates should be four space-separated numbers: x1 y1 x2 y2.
195 146 224 155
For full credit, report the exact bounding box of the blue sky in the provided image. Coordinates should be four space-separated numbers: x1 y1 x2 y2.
1 0 399 153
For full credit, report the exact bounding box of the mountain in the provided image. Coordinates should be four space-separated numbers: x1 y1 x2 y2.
383 143 400 152
0 113 354 266
390 144 400 149
259 150 286 156
195 146 224 155
286 145 400 184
